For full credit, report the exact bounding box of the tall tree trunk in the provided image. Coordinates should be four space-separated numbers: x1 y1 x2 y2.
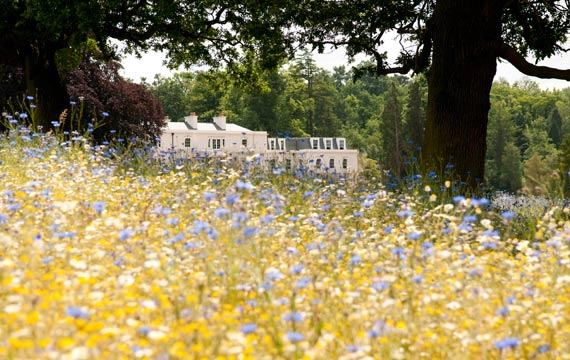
24 43 69 130
422 1 503 189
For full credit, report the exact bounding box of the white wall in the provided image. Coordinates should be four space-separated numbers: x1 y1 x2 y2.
265 149 359 172
159 129 268 154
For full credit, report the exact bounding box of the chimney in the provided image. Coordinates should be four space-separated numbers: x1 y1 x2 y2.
213 113 226 130
184 112 198 129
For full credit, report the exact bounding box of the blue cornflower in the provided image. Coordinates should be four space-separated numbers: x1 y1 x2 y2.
397 210 414 217
102 111 110 117
295 277 311 288
214 208 230 218
91 201 106 213
371 281 389 291
260 215 275 224
118 229 133 241
412 274 424 283
265 270 284 281
453 195 465 203
350 255 361 266
501 211 515 220
494 337 520 350
441 227 453 234
496 307 509 316
191 219 210 234
203 192 216 201
154 206 171 216
346 345 361 353
235 180 254 191
166 217 179 226
226 194 240 205
391 247 406 257
6 203 21 212
463 215 477 223
303 191 314 199
166 232 185 244
241 323 257 334
537 345 551 354
137 326 150 335
407 232 422 240
286 331 304 343
472 197 489 207
243 226 258 238
290 264 304 274
52 231 76 238
66 307 90 319
283 311 303 323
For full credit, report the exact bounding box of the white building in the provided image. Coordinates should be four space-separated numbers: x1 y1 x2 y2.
265 137 358 173
159 113 358 172
159 113 268 156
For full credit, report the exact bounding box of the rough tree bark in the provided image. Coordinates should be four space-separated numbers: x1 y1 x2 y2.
422 0 503 188
24 43 69 129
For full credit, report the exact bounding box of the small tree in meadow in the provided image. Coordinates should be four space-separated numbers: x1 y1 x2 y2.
66 54 165 143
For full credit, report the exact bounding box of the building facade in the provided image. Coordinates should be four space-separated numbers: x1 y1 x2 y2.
159 114 358 172
159 113 268 156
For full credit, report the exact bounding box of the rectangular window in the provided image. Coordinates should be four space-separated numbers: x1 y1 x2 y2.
269 159 276 169
210 138 222 150
329 158 335 168
316 158 322 168
286 159 291 170
312 139 319 150
342 158 348 169
242 138 247 147
325 139 332 150
270 139 275 150
184 138 191 147
338 139 345 150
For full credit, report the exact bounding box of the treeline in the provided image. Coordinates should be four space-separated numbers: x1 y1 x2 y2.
147 51 570 195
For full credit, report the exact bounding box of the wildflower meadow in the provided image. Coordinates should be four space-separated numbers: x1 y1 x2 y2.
1 121 570 359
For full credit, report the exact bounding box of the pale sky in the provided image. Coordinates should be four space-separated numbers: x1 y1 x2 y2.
120 46 570 90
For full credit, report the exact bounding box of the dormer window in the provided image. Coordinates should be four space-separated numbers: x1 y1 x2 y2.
279 139 285 151
269 139 275 150
312 138 319 150
338 139 345 150
325 138 333 150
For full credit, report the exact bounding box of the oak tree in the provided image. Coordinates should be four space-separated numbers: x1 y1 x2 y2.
283 0 570 187
0 0 289 128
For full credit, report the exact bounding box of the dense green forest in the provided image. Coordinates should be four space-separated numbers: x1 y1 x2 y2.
147 51 570 195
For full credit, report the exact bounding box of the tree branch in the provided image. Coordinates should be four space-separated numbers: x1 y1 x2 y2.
498 42 570 80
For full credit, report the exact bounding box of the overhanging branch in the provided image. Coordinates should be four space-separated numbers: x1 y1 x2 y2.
498 42 570 80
